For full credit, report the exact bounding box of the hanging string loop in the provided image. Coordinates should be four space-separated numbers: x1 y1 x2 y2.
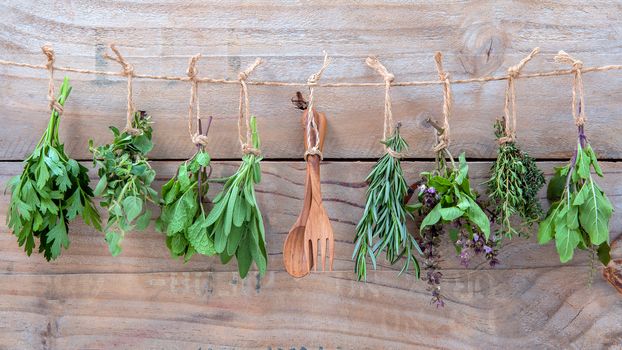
555 50 586 127
432 52 452 153
104 43 140 135
41 45 64 115
304 51 331 160
186 54 209 147
238 58 263 156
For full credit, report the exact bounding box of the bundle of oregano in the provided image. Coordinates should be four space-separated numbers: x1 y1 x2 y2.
487 119 545 238
538 125 613 265
206 116 267 278
353 126 421 281
89 111 159 256
156 143 214 262
7 77 101 260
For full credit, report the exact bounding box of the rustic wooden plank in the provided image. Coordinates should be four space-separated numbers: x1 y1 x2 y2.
0 160 620 276
0 268 619 349
1 1 622 160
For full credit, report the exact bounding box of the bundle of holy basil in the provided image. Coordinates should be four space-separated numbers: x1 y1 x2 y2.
156 147 214 262
89 111 159 256
7 77 101 260
353 127 421 281
408 153 492 307
487 119 545 238
538 126 613 265
206 116 267 278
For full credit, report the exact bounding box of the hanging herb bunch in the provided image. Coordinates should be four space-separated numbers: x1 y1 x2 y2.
538 51 613 271
89 111 159 256
7 76 101 260
487 48 545 239
156 118 214 262
207 116 267 278
406 53 492 307
353 56 421 282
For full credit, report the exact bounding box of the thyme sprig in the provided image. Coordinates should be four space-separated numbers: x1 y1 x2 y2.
487 119 545 238
353 126 421 281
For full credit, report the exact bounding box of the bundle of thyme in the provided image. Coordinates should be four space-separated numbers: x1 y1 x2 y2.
7 77 101 260
206 116 267 278
353 126 421 281
487 119 545 238
89 111 159 256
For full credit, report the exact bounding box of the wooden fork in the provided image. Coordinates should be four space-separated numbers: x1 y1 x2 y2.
303 110 334 272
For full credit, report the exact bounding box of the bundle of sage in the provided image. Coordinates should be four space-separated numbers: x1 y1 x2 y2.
7 77 101 260
207 116 267 278
89 111 158 256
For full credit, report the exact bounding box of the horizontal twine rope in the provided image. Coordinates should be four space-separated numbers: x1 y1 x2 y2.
2 56 621 87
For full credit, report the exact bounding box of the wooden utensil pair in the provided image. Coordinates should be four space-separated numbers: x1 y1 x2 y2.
283 109 333 277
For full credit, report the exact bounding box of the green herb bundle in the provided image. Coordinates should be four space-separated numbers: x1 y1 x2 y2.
7 77 101 260
156 146 214 262
89 111 158 256
206 116 267 278
538 126 613 265
353 127 421 281
487 119 545 238
408 152 492 307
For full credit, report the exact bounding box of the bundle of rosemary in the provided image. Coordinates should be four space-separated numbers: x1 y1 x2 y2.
89 111 159 256
487 119 545 238
353 126 421 281
206 116 267 278
7 77 101 260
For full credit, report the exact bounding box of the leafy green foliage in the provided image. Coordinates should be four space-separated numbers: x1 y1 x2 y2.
415 153 490 239
156 147 214 262
7 77 101 260
539 131 613 265
89 111 159 256
207 116 267 278
487 120 545 238
353 128 421 281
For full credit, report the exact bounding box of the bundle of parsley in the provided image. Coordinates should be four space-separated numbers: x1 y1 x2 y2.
539 125 613 266
156 143 214 262
487 119 545 238
7 77 101 260
89 111 159 256
206 116 267 278
353 126 421 281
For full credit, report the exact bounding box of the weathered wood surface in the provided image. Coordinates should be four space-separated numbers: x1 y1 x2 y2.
1 1 622 160
2 1 622 349
0 160 621 349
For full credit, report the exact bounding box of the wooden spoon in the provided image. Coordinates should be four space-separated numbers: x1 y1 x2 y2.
283 110 326 277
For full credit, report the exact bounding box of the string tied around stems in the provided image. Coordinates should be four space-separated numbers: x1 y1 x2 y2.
41 45 64 115
104 43 140 135
555 50 586 127
365 56 405 159
186 54 209 147
238 58 263 156
432 52 452 153
304 51 331 160
498 47 540 144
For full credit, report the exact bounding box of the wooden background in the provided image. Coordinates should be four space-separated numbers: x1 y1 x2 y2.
1 1 621 349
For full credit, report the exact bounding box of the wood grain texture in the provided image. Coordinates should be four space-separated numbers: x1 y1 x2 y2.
2 1 622 349
1 1 622 160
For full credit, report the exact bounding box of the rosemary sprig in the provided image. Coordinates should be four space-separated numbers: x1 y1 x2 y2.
7 77 101 260
206 116 267 278
353 127 421 281
89 111 159 256
487 119 545 238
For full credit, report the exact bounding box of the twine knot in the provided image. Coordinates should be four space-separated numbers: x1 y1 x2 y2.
304 147 323 161
192 133 209 146
499 47 540 144
555 50 586 127
242 143 262 156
